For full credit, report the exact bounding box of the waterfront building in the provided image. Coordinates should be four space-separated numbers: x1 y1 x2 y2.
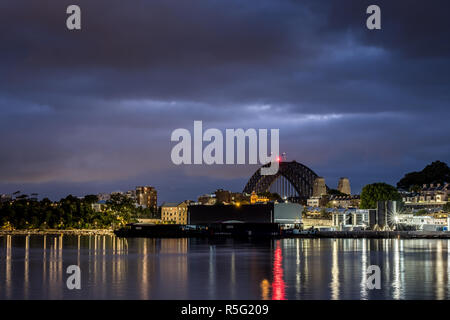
136 186 157 213
250 191 269 204
402 183 449 208
307 197 320 207
273 202 302 228
329 194 360 208
394 214 447 231
306 196 328 207
188 202 302 228
161 201 188 224
332 209 370 230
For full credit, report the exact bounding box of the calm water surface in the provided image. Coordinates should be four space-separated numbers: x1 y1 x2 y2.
1 235 450 299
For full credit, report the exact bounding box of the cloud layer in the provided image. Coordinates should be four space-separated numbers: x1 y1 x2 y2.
1 0 449 201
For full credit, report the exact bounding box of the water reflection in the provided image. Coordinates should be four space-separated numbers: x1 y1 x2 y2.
24 235 29 299
330 240 339 300
272 240 286 300
392 239 405 300
360 239 368 300
1 236 450 299
208 244 216 299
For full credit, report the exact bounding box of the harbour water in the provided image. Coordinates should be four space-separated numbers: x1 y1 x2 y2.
1 235 450 300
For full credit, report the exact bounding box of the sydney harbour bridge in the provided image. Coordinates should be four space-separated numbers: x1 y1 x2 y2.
243 161 321 201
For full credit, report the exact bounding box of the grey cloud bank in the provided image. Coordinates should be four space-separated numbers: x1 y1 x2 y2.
0 0 449 202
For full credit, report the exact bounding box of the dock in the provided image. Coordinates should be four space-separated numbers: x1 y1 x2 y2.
114 223 450 239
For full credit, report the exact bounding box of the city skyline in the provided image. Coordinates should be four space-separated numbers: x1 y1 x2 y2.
1 0 450 202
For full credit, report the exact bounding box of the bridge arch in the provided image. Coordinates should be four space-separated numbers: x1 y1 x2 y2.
243 161 320 200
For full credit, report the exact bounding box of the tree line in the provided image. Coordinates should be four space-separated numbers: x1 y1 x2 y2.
0 193 155 230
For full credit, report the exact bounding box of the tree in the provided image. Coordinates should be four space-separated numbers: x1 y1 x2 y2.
106 193 134 224
0 193 134 230
84 194 99 204
360 183 402 209
397 161 450 190
302 207 308 218
320 208 332 219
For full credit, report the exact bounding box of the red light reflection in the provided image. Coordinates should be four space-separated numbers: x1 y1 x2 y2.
272 240 286 300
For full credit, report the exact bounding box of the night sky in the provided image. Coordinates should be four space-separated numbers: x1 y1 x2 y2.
1 0 449 203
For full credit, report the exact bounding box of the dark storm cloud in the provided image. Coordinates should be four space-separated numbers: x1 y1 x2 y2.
0 0 449 201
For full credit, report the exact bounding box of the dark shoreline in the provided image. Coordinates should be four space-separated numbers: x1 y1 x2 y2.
297 230 450 239
113 225 450 239
0 229 114 236
2 229 450 239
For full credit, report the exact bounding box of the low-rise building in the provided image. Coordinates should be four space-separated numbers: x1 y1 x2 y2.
395 214 447 231
332 209 369 230
306 196 329 207
329 195 360 209
187 202 302 228
198 194 216 205
161 201 189 224
403 183 449 207
250 191 269 204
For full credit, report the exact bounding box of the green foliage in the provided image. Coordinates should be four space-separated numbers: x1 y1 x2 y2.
0 194 135 230
132 206 157 219
360 183 402 209
83 194 99 204
302 207 308 218
320 208 332 219
397 161 450 190
414 209 428 216
443 202 450 212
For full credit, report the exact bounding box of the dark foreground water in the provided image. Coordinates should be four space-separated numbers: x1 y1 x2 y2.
1 235 450 299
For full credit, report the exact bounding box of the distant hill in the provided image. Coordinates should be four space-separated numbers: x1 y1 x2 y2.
397 161 450 191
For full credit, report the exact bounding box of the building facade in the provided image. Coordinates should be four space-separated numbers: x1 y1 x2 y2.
329 195 360 209
136 186 157 213
403 183 449 207
306 195 329 207
332 209 370 230
161 201 188 224
250 191 269 204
